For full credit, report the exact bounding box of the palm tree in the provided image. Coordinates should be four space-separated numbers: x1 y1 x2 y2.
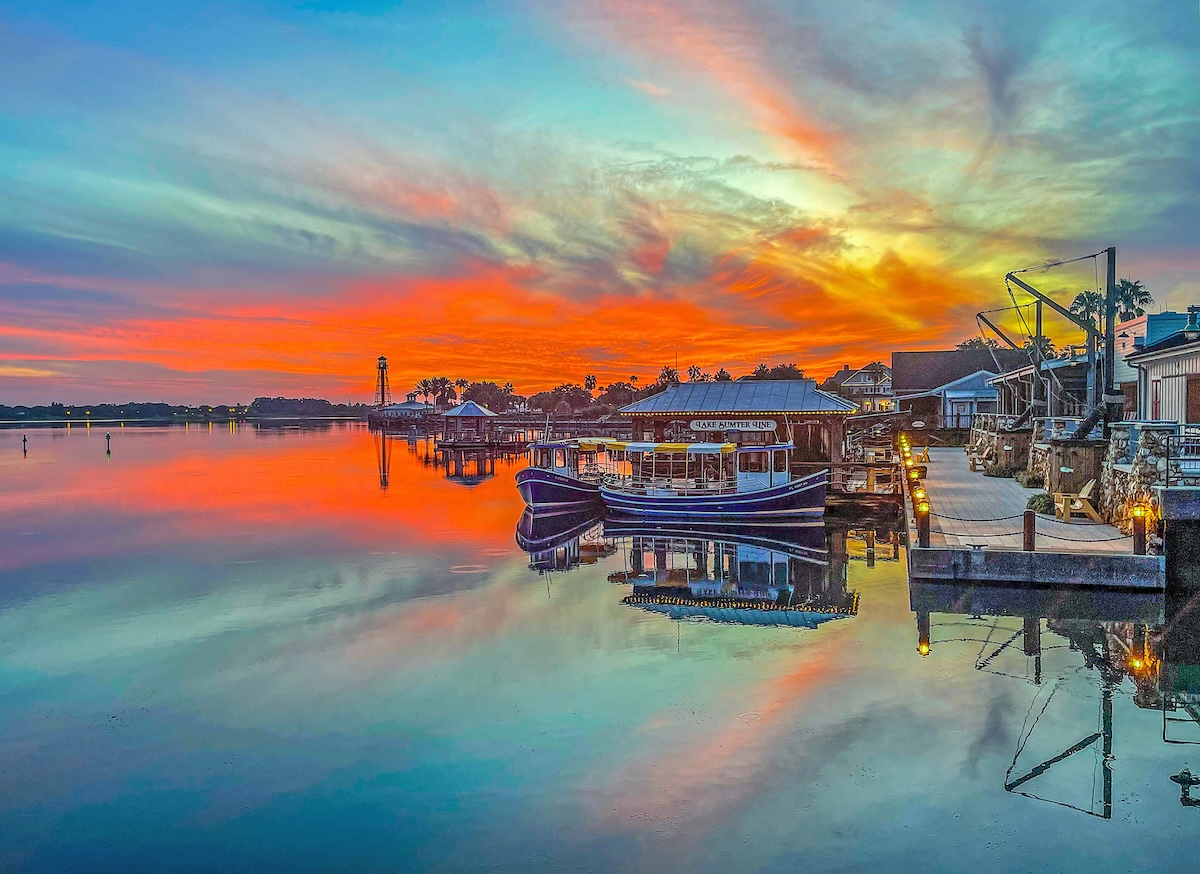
584 374 597 392
503 382 514 395
630 375 638 387
455 378 469 400
1069 290 1104 327
416 378 433 406
1115 278 1152 320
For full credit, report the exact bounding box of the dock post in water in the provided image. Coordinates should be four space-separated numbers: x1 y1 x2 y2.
916 500 930 548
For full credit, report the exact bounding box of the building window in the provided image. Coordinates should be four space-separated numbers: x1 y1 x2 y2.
1152 379 1161 420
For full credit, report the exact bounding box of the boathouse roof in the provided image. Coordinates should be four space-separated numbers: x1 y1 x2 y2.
894 369 997 400
442 400 498 417
619 380 855 416
892 350 1029 393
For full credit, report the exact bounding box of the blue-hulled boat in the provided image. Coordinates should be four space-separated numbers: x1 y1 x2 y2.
599 441 826 522
514 438 615 512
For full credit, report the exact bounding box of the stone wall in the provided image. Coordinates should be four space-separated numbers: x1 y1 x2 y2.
1103 424 1172 535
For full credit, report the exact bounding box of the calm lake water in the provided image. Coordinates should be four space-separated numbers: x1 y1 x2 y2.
1 423 1197 872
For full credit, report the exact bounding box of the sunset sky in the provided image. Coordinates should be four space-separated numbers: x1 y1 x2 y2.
1 0 1198 404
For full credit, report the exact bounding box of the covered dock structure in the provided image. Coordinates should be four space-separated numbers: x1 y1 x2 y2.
618 380 856 463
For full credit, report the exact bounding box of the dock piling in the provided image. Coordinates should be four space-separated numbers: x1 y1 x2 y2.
1023 509 1036 552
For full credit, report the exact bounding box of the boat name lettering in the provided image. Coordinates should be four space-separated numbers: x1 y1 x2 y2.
690 419 776 432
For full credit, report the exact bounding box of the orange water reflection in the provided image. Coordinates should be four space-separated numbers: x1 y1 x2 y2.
0 425 526 573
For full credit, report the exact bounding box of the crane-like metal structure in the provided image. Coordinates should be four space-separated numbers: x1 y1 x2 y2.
997 247 1120 439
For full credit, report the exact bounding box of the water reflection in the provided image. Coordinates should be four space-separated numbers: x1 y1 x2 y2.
6 424 1200 871
514 509 906 630
911 579 1200 817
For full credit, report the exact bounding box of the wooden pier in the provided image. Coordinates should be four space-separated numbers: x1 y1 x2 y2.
907 445 1164 589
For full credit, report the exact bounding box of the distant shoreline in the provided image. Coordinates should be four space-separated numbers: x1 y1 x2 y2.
0 415 367 427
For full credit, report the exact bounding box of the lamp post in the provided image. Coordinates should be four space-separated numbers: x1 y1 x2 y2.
1132 504 1148 555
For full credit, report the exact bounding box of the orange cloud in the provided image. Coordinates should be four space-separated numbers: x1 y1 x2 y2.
0 240 989 402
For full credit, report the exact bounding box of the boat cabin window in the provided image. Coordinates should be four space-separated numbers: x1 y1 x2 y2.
537 448 554 468
554 449 567 468
738 451 768 473
773 450 788 473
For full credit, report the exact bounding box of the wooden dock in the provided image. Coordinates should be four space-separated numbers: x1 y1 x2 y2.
908 446 1163 589
922 448 1131 552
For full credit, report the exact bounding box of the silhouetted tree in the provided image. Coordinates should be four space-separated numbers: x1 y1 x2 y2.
955 337 1000 351
1115 278 1152 320
1069 291 1104 327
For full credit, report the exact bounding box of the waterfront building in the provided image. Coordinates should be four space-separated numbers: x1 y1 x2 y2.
822 362 893 412
1113 311 1192 416
894 369 1000 429
374 391 434 421
892 349 1028 428
1126 307 1200 425
618 379 855 462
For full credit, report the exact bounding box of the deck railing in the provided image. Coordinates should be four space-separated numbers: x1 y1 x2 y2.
794 462 903 496
1166 433 1200 486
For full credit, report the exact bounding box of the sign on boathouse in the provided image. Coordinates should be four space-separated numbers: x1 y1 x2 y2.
690 419 777 432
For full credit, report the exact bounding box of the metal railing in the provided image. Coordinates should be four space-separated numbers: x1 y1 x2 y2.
1166 434 1200 486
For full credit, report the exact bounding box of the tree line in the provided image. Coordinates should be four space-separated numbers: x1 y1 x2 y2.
409 362 809 416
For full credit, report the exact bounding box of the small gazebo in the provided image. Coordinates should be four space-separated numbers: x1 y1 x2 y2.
441 400 499 441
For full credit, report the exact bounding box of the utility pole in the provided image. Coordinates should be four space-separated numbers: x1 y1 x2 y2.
1103 247 1122 432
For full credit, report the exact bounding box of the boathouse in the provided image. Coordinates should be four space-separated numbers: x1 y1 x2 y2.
441 400 499 441
617 379 856 462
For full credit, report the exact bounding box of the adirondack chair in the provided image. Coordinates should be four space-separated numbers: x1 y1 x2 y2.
913 446 930 464
1054 479 1102 522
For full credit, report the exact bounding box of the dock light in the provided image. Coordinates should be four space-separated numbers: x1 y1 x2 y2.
918 642 931 656
913 487 926 500
1130 657 1145 671
908 469 920 482
917 501 931 515
1132 504 1146 518
904 458 913 467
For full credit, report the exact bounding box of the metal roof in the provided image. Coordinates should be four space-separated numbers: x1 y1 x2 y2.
619 380 856 415
442 400 498 417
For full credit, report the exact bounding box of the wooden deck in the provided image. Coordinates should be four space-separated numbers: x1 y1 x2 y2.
920 447 1133 555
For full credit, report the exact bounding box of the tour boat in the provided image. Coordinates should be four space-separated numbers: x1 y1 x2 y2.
598 441 826 522
514 438 615 512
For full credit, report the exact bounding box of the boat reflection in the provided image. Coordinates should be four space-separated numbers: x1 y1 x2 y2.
515 508 612 573
604 520 859 629
911 580 1200 817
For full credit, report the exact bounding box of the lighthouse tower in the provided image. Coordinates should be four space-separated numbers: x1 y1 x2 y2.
374 356 392 407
